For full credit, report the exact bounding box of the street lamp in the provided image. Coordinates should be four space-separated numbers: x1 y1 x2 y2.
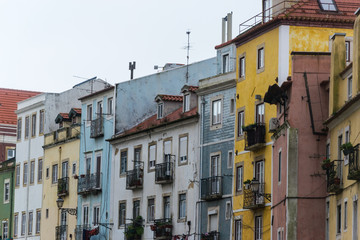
249 179 271 202
56 197 77 216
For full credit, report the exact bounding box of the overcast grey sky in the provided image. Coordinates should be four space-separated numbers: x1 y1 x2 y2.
0 0 261 92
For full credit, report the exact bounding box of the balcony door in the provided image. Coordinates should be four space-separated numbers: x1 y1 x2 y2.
256 103 265 124
134 148 141 168
62 161 68 178
96 155 101 188
210 155 220 194
255 160 264 204
86 156 91 176
60 211 67 240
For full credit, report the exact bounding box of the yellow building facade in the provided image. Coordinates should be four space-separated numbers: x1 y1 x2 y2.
41 110 81 240
324 11 360 240
225 1 356 239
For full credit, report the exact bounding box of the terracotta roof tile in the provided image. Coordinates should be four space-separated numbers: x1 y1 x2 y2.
188 86 199 92
72 108 82 114
158 94 183 102
0 88 41 125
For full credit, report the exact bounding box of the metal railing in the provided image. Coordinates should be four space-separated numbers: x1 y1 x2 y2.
200 176 222 200
55 225 68 240
153 218 172 240
201 231 220 240
243 183 265 209
155 162 174 184
74 225 91 240
78 173 102 194
326 160 343 193
244 123 266 150
58 177 69 196
90 118 104 138
348 144 360 180
126 168 143 189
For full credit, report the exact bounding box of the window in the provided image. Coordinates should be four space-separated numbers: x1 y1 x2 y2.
157 103 164 119
344 201 347 230
179 193 186 219
237 110 244 137
318 0 337 11
211 154 220 177
120 150 127 175
119 202 126 227
147 198 155 222
348 76 352 100
235 219 242 240
72 163 76 175
6 148 15 160
225 201 231 220
23 162 28 185
17 118 22 140
179 136 188 164
236 166 243 192
239 56 245 78
257 47 264 70
256 103 265 124
278 151 282 182
93 206 100 225
4 179 10 203
346 41 350 62
16 165 20 186
2 221 8 239
108 97 113 115
46 167 49 179
255 161 265 183
353 200 358 239
97 101 103 116
28 211 33 235
212 99 222 125
133 200 140 219
326 201 329 240
38 159 43 182
21 212 26 236
83 205 89 225
30 160 35 184
39 109 45 134
163 196 170 219
338 134 343 160
46 209 49 218
14 213 18 237
148 144 156 170
31 113 36 137
227 151 233 169
87 104 93 122
230 99 235 114
337 203 342 234
345 127 350 165
222 54 230 73
52 164 58 184
86 155 91 175
134 147 142 168
25 116 30 139
255 216 263 240
62 161 68 178
36 210 41 234
184 94 190 112
277 228 284 240
208 211 218 232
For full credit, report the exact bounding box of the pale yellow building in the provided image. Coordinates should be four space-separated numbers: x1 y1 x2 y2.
41 108 81 239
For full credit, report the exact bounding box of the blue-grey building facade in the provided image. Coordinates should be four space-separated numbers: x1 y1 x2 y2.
197 43 236 240
76 86 115 240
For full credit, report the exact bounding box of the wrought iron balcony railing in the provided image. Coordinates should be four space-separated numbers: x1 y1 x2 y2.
326 160 343 193
78 173 102 195
243 183 265 209
74 225 91 240
244 123 266 151
90 118 104 138
126 168 143 189
152 218 172 240
201 231 220 240
155 162 174 184
348 144 360 180
200 176 222 201
56 225 67 240
58 177 69 196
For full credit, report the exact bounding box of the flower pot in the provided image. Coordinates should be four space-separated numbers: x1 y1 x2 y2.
333 177 340 185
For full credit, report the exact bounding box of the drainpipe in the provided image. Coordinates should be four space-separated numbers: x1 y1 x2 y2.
10 169 14 238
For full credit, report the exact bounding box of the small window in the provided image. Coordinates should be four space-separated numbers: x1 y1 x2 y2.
179 136 188 164
184 94 190 112
72 163 76 175
239 56 245 78
46 209 49 219
25 116 30 139
222 54 230 73
46 167 50 179
120 150 127 175
36 210 41 234
255 216 263 240
256 103 265 124
237 110 245 137
2 221 8 239
38 159 43 182
147 198 155 222
344 201 348 230
278 151 282 183
318 0 337 11
17 118 22 141
87 105 93 122
133 200 140 219
148 144 156 170
158 103 164 119
227 151 233 169
52 164 58 184
348 76 352 100
179 193 186 219
337 204 341 233
257 47 264 70
6 148 15 160
83 205 89 225
230 99 235 114
97 101 103 116
31 113 36 137
39 109 45 134
108 97 113 115
30 161 35 184
15 165 20 187
212 99 222 125
23 163 28 186
225 201 231 220
28 211 33 235
93 206 100 225
21 212 26 236
118 201 126 227
235 219 242 240
236 166 243 192
4 179 10 203
163 196 171 219
14 213 18 237
345 41 350 62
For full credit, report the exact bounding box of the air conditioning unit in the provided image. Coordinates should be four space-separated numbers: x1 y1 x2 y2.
269 118 280 132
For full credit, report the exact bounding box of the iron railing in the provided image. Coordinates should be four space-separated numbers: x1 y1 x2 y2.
326 160 343 193
90 118 104 138
55 225 67 240
155 162 174 184
58 177 69 196
126 168 143 189
244 123 266 151
200 176 222 201
152 218 172 240
348 144 360 180
78 173 102 194
243 183 265 209
124 218 144 240
201 231 220 240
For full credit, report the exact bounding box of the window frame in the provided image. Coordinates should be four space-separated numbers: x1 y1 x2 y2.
148 143 157 172
52 164 58 184
236 165 243 193
17 118 22 141
36 209 41 234
255 215 263 240
157 103 164 119
210 95 223 130
235 219 242 240
87 104 93 123
118 201 126 228
4 178 10 203
163 196 171 219
107 97 113 116
23 162 28 186
93 205 100 226
14 213 19 237
2 221 8 239
120 149 128 177
15 164 20 187
25 116 30 139
39 109 45 135
30 160 35 184
337 203 341 234
239 53 246 81
348 75 352 100
83 204 89 225
28 211 33 235
227 150 233 169
21 212 26 236
237 108 245 139
184 94 190 112
278 150 282 183
256 43 265 73
147 198 155 223
344 200 348 231
222 53 230 73
179 134 188 166
31 113 36 137
38 159 43 183
318 0 338 11
178 193 187 220
256 103 265 124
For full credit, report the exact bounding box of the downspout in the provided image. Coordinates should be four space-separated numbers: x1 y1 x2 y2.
10 169 14 238
303 72 327 136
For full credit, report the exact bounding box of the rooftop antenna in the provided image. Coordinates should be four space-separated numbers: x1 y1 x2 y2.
186 30 191 83
129 61 136 80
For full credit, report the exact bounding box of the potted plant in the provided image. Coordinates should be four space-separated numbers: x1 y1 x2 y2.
321 158 331 170
125 216 144 240
244 179 252 189
340 142 354 155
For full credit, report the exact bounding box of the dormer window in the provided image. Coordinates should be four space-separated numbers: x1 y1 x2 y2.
158 103 164 119
318 0 337 11
222 54 229 73
184 94 190 112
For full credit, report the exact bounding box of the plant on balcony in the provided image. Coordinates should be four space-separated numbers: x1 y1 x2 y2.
125 216 144 240
321 158 331 170
244 179 251 189
340 142 354 155
348 169 360 180
242 124 256 131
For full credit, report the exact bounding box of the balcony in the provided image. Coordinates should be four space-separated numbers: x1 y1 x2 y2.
155 162 174 184
77 173 102 195
124 217 144 240
56 225 67 240
200 176 222 201
348 144 360 180
90 118 104 138
126 168 143 190
151 218 172 240
243 183 265 209
326 160 343 193
58 177 69 196
244 123 266 151
74 225 91 240
201 231 220 240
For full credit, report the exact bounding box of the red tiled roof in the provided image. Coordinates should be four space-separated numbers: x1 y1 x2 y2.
157 94 183 102
59 113 70 119
114 107 198 138
188 86 199 92
0 88 41 125
72 108 82 114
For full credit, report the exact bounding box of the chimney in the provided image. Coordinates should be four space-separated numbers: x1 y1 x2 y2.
227 12 232 41
329 33 346 114
353 8 360 93
222 17 226 43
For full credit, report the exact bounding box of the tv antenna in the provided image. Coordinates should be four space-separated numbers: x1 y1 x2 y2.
185 30 191 83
